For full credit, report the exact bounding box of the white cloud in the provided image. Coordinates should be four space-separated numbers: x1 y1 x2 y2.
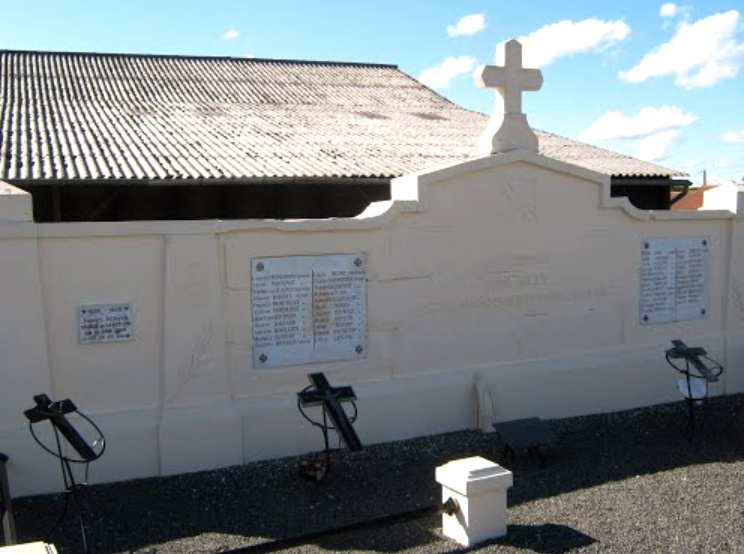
224 28 238 40
419 56 476 89
447 14 486 37
660 4 692 29
716 157 731 169
620 10 744 89
660 3 678 18
580 106 696 163
579 106 697 141
721 128 744 143
517 19 630 68
636 130 680 161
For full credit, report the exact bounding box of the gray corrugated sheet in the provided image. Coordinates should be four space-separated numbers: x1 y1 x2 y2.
0 50 685 183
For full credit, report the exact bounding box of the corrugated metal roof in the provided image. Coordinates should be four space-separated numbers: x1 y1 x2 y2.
0 50 685 183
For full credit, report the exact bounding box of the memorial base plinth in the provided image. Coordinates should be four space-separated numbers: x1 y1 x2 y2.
435 456 513 546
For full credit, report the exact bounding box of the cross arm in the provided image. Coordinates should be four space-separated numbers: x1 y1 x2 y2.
520 68 543 91
473 65 506 89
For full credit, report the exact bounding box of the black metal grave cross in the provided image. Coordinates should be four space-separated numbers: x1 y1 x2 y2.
24 394 105 553
665 339 724 438
298 373 363 452
24 394 97 461
667 340 719 382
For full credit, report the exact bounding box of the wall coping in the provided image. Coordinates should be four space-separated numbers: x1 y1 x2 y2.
0 151 736 239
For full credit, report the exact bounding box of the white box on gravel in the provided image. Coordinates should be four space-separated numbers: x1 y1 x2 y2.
436 456 513 546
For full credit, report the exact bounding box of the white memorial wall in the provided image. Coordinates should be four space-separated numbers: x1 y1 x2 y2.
1 152 744 496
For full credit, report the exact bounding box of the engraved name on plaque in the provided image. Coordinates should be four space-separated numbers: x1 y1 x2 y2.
78 303 133 344
640 237 709 325
252 254 367 368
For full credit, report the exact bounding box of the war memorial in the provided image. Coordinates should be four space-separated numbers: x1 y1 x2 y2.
1 40 742 552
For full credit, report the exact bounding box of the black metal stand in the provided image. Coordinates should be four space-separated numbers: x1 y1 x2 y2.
24 394 105 554
493 417 558 467
297 373 362 486
683 369 699 433
0 452 17 546
297 408 334 484
46 459 97 553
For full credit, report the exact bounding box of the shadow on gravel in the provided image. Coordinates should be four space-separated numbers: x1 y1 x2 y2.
490 523 597 553
503 395 744 507
10 395 744 554
309 514 444 553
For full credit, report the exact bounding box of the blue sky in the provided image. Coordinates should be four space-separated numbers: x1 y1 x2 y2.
1 0 743 185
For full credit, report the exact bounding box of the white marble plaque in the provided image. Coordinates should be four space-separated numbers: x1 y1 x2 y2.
78 303 133 344
251 254 367 368
640 237 709 325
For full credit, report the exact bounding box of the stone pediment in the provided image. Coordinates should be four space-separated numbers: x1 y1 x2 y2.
386 150 732 223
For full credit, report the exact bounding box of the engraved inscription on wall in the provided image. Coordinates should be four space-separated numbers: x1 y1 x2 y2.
78 303 133 344
640 237 709 325
480 255 549 286
251 254 367 368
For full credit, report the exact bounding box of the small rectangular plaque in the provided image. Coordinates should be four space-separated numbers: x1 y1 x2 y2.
640 237 709 325
78 303 133 344
251 254 367 368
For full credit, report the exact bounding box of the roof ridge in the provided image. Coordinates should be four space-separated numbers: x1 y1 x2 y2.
0 48 399 69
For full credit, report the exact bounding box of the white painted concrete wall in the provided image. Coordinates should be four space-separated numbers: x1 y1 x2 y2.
1 152 743 497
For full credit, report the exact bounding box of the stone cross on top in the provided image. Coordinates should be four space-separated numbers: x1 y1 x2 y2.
474 39 543 155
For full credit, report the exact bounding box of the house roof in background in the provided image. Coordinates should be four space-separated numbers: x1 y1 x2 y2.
0 50 686 184
670 185 718 211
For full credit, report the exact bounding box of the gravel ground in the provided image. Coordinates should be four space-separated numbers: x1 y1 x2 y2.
10 394 744 554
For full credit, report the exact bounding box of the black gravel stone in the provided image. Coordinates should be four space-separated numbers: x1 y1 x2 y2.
10 394 744 553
